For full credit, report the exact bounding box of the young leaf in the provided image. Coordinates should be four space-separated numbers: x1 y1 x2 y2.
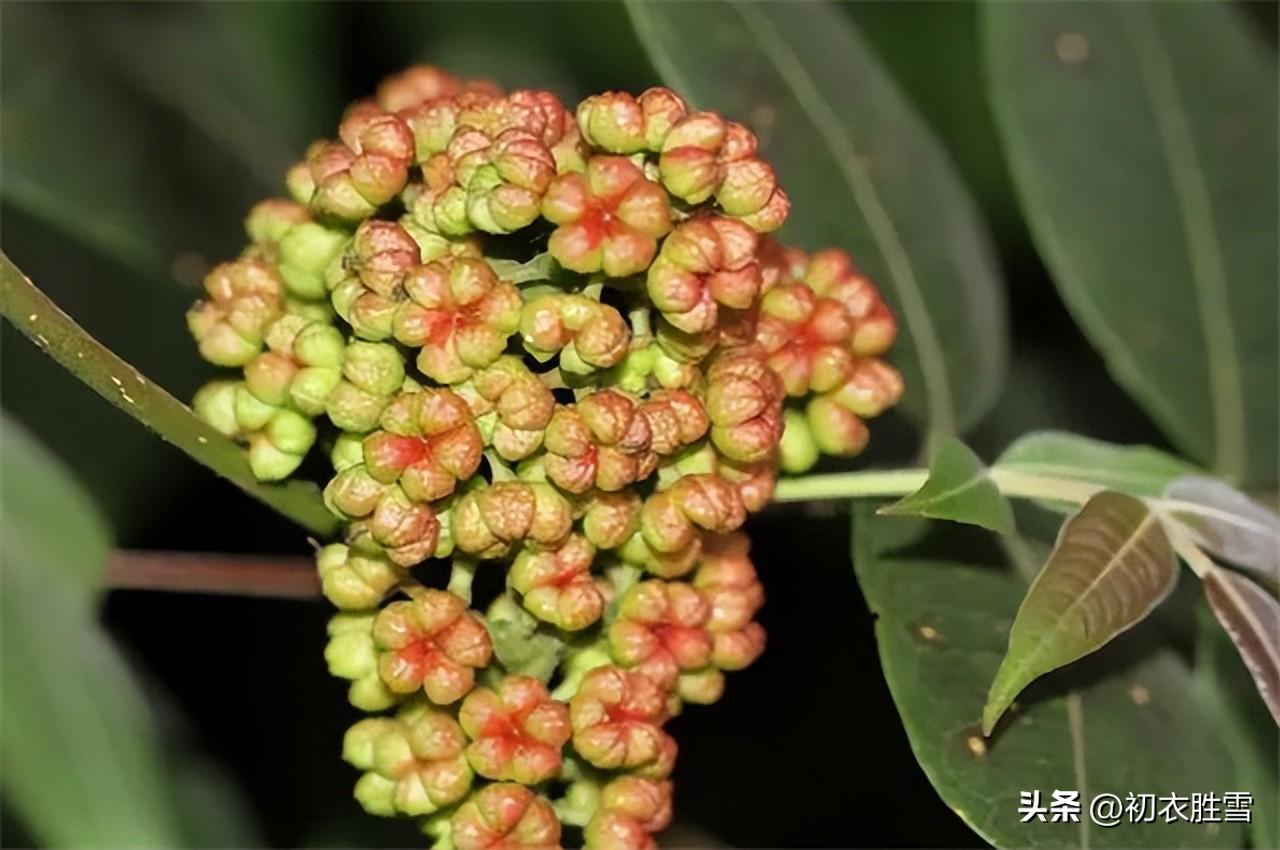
879 438 1014 534
625 0 1007 437
1201 567 1280 726
485 595 566 683
1163 476 1280 582
852 506 1239 849
983 492 1178 734
984 2 1278 486
0 253 336 536
995 430 1199 499
1 419 185 847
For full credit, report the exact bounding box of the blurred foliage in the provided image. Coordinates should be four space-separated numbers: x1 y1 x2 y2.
1 2 1275 848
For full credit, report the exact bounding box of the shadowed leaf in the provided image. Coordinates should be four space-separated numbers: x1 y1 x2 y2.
485 596 566 683
1202 567 1280 726
984 2 1278 485
1164 476 1280 582
880 438 1014 534
626 0 1007 437
996 431 1199 499
983 492 1177 734
852 506 1239 849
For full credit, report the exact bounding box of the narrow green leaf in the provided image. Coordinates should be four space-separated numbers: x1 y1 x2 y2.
983 492 1178 734
1163 476 1280 582
984 2 1278 485
625 0 1007 436
853 506 1239 849
1193 607 1280 849
0 253 336 536
1201 567 1280 726
880 438 1014 534
0 419 185 847
995 430 1199 499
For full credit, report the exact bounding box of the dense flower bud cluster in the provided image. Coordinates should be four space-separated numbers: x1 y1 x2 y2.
186 64 901 848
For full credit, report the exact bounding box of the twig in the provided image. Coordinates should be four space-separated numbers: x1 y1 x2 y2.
104 550 321 599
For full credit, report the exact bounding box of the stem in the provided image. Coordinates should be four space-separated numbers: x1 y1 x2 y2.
773 466 1104 506
1161 516 1216 579
1 253 337 537
104 550 320 598
448 559 479 603
772 469 929 501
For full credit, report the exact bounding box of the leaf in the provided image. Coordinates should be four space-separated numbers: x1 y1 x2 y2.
0 418 185 847
485 596 566 683
853 506 1240 849
0 3 177 279
625 0 1007 436
984 2 1278 485
1201 567 1280 726
995 431 1199 499
983 492 1178 734
1194 605 1280 849
89 3 339 186
880 438 1014 534
0 252 336 536
1163 476 1280 582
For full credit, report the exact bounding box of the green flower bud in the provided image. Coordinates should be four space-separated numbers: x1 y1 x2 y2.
779 407 819 473
325 612 401 711
277 222 350 301
520 293 630 374
186 260 284 367
343 706 474 817
192 380 241 437
317 543 402 610
451 481 573 559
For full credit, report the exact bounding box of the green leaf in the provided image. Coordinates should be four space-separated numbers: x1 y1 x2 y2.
853 506 1240 849
879 438 1014 534
1193 606 1279 849
0 4 177 278
984 2 1278 485
984 492 1178 734
1200 567 1280 727
90 3 338 185
0 253 336 536
1163 476 1280 582
995 431 1199 500
485 595 566 683
0 418 185 847
625 0 1007 437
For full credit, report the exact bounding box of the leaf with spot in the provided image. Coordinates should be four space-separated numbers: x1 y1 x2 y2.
984 2 1278 485
995 431 1200 500
983 492 1179 734
880 438 1014 534
853 505 1239 848
485 595 566 684
1201 567 1280 726
625 0 1008 437
1163 476 1280 583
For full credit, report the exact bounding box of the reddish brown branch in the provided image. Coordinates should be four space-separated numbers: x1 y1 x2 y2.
105 550 321 599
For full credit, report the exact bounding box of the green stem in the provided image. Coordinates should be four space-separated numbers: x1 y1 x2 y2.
773 466 1104 506
0 252 337 537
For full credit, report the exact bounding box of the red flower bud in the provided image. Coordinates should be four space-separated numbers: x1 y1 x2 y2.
187 260 284 366
646 216 761 335
452 482 573 559
543 156 672 277
450 783 562 850
510 535 605 630
703 345 785 464
373 590 493 704
608 580 714 692
520 293 630 373
584 776 673 850
570 665 676 778
459 675 571 785
363 388 484 502
545 390 655 494
459 356 556 462
392 257 522 384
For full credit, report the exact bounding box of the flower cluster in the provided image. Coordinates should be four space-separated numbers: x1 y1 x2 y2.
186 65 900 849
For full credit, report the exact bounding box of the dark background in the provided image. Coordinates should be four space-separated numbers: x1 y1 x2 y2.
2 2 1274 846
